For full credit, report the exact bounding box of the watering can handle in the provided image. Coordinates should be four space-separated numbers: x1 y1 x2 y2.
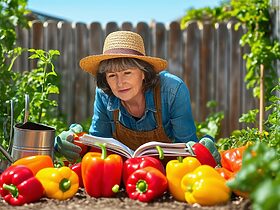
7 99 14 154
0 99 15 163
24 94 29 123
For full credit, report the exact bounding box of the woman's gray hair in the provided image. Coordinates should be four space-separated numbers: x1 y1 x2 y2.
96 58 159 95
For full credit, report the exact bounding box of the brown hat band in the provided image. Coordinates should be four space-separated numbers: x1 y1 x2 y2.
104 48 144 56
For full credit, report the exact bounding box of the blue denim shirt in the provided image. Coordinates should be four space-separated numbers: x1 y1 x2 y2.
89 71 198 143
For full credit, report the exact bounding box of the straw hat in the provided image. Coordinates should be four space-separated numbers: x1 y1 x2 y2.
79 31 168 76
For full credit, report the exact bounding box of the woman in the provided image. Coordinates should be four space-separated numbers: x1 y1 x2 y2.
55 31 198 161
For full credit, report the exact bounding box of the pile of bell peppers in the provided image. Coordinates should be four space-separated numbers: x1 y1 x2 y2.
0 134 241 207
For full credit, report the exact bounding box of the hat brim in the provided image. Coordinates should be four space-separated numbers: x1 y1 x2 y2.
79 54 168 76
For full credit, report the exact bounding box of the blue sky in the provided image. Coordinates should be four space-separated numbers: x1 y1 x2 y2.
27 0 223 25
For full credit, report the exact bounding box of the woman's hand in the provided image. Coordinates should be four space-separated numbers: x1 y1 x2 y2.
54 135 82 162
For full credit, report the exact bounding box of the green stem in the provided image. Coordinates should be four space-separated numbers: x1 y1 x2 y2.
38 60 48 123
3 184 19 198
94 143 107 159
177 156 183 163
136 180 148 193
155 146 164 160
59 178 71 192
112 184 119 193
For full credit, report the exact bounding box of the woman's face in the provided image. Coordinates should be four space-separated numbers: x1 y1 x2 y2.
106 68 145 102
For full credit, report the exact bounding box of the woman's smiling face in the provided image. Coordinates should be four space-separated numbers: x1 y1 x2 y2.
106 68 145 102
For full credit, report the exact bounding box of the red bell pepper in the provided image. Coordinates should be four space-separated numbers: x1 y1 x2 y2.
122 156 165 185
0 165 44 206
81 143 123 197
70 162 83 187
126 166 168 202
187 142 217 167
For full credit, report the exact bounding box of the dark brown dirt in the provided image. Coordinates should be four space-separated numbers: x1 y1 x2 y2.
0 188 252 210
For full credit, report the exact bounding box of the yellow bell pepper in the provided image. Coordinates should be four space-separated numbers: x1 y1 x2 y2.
166 156 201 201
181 165 231 206
36 166 79 200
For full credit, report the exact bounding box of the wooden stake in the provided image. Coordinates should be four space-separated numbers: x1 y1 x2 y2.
259 64 264 133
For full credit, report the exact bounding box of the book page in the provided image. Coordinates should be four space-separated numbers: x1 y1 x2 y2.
133 141 191 157
78 134 134 158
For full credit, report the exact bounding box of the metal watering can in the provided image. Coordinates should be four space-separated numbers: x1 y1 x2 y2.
0 94 55 170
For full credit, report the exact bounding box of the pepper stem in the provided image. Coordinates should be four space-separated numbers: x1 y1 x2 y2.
3 184 19 198
59 178 71 192
136 180 148 193
177 156 183 163
156 146 164 160
94 143 107 159
112 184 119 193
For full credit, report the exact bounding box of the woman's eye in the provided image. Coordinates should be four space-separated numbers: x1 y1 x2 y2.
124 71 131 75
107 74 116 78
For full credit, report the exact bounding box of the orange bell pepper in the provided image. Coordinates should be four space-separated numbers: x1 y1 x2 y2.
220 146 247 173
166 156 201 201
12 155 54 175
181 165 231 206
218 146 249 198
81 143 123 198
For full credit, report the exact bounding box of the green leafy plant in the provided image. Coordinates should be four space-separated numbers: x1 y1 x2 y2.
227 142 280 210
196 100 224 139
0 48 66 157
217 80 279 154
0 0 29 62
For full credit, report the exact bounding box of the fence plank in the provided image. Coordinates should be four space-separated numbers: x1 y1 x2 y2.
44 21 58 51
167 21 183 78
136 22 151 55
121 22 133 31
153 23 167 59
73 23 89 122
15 27 29 73
88 22 104 118
200 22 215 120
58 21 75 123
215 22 230 137
105 22 119 36
30 20 44 69
228 21 243 133
183 21 201 122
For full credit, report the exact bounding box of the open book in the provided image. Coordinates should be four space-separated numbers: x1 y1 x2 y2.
78 134 194 159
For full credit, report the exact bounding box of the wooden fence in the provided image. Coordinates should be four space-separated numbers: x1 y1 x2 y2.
14 20 257 138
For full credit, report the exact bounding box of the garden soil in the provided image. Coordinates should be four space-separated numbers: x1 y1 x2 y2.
0 188 251 210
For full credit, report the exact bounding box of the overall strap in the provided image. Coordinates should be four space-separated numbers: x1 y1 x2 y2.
153 82 163 128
